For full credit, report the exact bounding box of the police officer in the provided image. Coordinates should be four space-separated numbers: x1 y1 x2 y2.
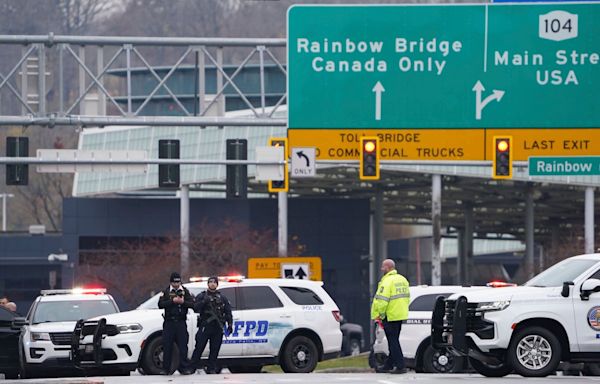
191 276 233 374
371 259 410 374
158 272 194 375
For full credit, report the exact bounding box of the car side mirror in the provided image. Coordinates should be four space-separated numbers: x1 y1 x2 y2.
11 316 28 330
580 278 600 301
561 281 574 298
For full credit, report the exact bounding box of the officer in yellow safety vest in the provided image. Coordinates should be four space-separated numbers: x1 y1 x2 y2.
371 258 410 374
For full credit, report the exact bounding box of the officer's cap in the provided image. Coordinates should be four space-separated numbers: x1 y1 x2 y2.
170 272 182 283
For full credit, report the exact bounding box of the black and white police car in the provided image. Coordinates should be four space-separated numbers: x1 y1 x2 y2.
72 276 342 374
19 288 120 378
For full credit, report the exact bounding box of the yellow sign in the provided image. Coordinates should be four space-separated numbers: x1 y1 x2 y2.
289 129 600 162
289 129 485 161
486 129 600 161
248 256 322 281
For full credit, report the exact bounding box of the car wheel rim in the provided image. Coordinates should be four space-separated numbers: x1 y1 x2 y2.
292 344 311 368
154 346 164 369
432 349 454 373
516 334 552 370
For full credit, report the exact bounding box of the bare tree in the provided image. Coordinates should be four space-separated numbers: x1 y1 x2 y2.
77 220 306 308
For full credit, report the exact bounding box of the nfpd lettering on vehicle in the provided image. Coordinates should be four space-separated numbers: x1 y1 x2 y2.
223 320 269 344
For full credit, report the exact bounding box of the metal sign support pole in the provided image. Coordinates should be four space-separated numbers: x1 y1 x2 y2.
431 174 442 286
278 191 287 257
181 184 190 280
586 187 595 254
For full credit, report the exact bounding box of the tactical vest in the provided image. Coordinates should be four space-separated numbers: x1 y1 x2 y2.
201 291 226 325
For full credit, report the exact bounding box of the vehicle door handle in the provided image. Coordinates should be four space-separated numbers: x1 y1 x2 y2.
280 315 291 318
233 318 241 321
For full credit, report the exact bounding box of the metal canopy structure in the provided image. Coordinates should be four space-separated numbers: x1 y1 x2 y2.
279 167 592 246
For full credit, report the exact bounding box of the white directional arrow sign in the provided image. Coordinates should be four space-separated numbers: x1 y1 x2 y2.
473 80 505 120
372 81 385 121
281 263 310 280
291 147 316 178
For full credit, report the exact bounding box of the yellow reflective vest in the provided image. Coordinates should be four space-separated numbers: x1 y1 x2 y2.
370 270 410 321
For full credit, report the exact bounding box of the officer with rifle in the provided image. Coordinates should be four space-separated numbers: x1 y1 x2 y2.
191 276 233 374
158 272 195 375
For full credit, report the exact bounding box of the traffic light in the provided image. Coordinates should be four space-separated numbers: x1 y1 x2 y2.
492 136 512 179
360 137 379 180
158 139 180 188
268 137 288 193
226 139 247 199
6 137 28 186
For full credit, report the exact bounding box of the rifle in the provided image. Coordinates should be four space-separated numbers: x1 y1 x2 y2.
202 294 229 340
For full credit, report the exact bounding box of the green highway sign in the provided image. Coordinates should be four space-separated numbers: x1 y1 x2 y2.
529 156 600 175
288 3 600 129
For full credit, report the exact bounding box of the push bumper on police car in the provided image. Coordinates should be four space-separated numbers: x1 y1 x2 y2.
71 318 138 373
431 295 509 366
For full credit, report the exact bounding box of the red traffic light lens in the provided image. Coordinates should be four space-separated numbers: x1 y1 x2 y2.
496 139 509 152
364 140 376 153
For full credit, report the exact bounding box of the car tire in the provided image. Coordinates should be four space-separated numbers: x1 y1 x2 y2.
4 369 18 379
228 365 263 373
469 357 512 377
280 336 319 373
19 347 31 379
508 326 561 377
583 363 600 376
349 338 361 356
141 336 180 375
422 345 463 373
368 350 387 369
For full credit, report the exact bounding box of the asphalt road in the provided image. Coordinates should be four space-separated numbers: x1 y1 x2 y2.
5 372 600 384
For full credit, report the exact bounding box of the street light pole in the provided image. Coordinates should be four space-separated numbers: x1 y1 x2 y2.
0 193 14 231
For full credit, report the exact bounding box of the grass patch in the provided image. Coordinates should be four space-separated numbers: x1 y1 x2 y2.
263 353 369 373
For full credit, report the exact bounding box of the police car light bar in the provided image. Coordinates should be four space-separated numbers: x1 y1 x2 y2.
189 275 245 283
41 288 107 295
486 281 517 288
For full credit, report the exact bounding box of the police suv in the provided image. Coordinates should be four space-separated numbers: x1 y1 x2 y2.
72 277 342 374
433 254 600 377
370 285 494 373
18 288 119 378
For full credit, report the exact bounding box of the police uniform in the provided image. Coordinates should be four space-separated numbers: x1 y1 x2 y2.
158 272 194 375
191 277 233 374
371 269 410 373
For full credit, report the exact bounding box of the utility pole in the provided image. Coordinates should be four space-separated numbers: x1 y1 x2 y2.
0 193 14 231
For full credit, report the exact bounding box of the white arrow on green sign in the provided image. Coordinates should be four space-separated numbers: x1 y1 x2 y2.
288 3 600 129
529 156 600 176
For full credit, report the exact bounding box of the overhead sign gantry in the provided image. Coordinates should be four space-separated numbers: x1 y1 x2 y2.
287 3 600 162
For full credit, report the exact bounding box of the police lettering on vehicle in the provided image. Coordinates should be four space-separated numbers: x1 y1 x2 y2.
405 318 431 325
302 305 323 311
223 320 270 344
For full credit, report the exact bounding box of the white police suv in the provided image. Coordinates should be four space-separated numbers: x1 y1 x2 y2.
433 254 600 377
72 276 342 374
370 285 493 373
19 288 119 378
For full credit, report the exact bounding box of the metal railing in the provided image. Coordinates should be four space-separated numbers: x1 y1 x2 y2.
0 34 287 127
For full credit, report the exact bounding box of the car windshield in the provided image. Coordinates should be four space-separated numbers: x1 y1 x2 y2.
32 299 118 324
137 287 206 309
524 258 599 288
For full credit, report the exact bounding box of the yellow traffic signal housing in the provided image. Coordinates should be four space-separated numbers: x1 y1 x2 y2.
492 136 513 179
268 137 289 192
360 137 380 180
